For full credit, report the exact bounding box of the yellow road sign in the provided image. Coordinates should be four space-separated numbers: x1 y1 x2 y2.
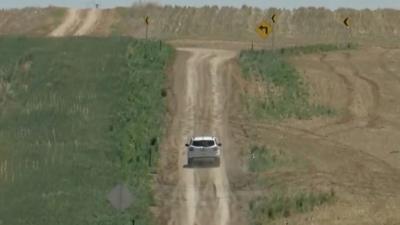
256 20 272 39
343 17 350 28
145 16 150 25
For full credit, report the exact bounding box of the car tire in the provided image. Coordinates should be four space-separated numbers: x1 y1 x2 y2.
188 158 193 167
214 158 220 167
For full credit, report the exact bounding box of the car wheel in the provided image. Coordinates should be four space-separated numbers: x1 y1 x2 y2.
214 158 220 167
188 158 193 167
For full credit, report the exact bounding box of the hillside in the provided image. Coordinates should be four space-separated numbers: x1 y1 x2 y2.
107 5 400 47
0 7 66 36
1 5 400 46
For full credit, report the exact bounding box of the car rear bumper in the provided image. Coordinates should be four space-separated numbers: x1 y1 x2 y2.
188 151 220 159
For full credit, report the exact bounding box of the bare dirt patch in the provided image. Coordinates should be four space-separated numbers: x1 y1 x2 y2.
230 47 400 224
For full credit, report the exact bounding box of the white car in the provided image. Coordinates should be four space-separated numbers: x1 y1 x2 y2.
185 136 222 167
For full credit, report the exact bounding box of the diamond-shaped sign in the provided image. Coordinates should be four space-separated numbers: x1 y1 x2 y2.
107 183 134 210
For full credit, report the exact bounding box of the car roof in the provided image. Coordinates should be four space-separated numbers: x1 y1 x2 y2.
192 136 216 141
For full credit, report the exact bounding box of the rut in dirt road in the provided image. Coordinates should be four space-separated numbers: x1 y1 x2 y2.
163 48 236 225
49 8 80 37
49 8 101 37
74 9 101 36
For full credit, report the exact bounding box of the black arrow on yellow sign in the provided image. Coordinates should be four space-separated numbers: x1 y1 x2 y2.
343 17 350 27
145 16 150 25
258 25 269 34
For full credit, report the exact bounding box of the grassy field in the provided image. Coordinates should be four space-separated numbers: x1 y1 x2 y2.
248 145 288 173
0 37 173 225
238 44 352 120
249 191 335 224
246 144 335 225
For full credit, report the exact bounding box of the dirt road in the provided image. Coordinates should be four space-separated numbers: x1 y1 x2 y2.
49 8 101 37
49 8 80 37
74 9 101 36
157 48 243 225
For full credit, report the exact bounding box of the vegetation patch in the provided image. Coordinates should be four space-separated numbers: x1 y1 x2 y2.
249 191 335 224
238 44 353 120
278 43 357 56
0 37 173 225
248 145 286 172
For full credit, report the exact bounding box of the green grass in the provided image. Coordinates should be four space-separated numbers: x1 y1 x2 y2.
249 190 335 224
248 145 287 172
278 43 357 56
0 37 173 225
239 44 350 120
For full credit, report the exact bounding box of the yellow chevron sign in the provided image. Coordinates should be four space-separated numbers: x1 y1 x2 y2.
344 17 350 28
271 14 277 23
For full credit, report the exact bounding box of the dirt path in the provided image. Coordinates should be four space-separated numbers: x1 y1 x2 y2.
158 48 239 225
49 8 101 37
74 9 101 36
49 8 80 37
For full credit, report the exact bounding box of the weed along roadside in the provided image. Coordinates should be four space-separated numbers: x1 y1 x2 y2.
245 145 336 224
0 37 173 225
112 39 174 224
238 44 356 120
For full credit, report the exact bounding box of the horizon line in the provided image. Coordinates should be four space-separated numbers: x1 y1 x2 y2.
1 3 399 11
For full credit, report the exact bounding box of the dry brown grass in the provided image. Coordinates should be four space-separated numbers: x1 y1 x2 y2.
102 5 400 47
0 7 66 36
1 5 399 47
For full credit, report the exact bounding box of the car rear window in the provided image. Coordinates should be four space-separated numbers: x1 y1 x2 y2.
192 140 215 147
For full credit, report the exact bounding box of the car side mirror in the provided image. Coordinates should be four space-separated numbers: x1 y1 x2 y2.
217 143 222 147
185 143 189 147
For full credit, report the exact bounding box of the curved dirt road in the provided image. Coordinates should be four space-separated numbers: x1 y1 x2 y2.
49 8 101 37
74 9 101 36
159 48 238 225
49 8 80 37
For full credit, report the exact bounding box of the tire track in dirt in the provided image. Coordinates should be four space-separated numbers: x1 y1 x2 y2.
208 50 236 225
228 48 400 224
74 9 101 36
228 118 400 182
313 51 382 135
173 50 202 225
313 54 355 131
49 8 101 37
164 50 214 225
344 52 381 128
49 8 80 37
162 48 236 225
379 49 400 84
